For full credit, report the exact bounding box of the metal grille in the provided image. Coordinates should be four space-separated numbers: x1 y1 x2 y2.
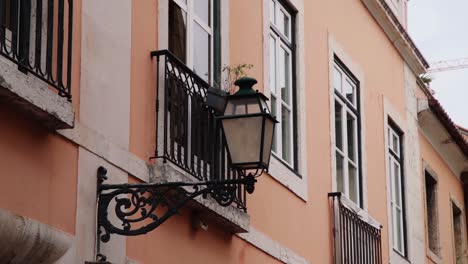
151 50 247 211
0 0 73 99
329 193 383 264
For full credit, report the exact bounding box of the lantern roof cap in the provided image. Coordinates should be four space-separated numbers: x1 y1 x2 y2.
234 77 258 96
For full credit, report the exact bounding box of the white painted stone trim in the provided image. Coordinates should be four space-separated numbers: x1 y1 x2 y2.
237 226 310 264
262 0 309 202
0 208 73 264
58 122 150 182
361 0 427 75
0 56 74 128
328 35 369 211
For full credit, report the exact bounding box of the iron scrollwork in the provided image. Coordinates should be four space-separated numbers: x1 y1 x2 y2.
95 166 257 262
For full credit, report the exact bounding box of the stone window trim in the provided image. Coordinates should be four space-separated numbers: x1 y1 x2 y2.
263 0 309 202
423 162 442 264
450 196 467 264
382 98 414 264
328 35 368 211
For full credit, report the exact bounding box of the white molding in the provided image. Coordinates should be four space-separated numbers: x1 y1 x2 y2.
328 34 368 211
237 226 310 264
360 0 427 75
263 0 308 201
58 122 150 182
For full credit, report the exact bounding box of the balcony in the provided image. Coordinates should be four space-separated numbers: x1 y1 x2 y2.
150 50 249 232
0 0 74 129
329 192 383 264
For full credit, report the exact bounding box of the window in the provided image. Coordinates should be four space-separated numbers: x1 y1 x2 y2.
388 123 407 256
452 202 466 264
269 0 297 169
333 58 361 207
425 171 440 256
168 0 220 83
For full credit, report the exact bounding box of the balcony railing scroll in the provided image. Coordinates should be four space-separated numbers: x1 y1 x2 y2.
151 50 247 211
329 192 383 264
0 0 73 100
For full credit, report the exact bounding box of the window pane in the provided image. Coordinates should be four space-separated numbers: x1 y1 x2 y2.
280 47 290 103
271 96 277 152
168 1 187 63
394 162 401 206
194 0 210 25
344 79 355 105
335 102 343 150
393 133 399 156
281 11 290 38
269 36 276 94
347 112 356 161
270 0 275 23
281 106 292 163
333 67 342 92
396 208 403 252
193 23 210 82
336 152 344 193
349 163 358 204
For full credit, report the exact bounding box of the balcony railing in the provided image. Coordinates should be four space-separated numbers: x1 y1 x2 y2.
329 192 383 264
0 0 73 99
151 50 247 211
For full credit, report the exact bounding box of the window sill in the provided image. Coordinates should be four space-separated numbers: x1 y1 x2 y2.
391 248 410 264
0 56 74 129
151 161 250 233
268 154 308 201
427 249 442 264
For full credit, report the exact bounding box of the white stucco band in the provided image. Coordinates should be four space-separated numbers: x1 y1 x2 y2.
237 226 310 264
0 56 74 129
0 208 73 264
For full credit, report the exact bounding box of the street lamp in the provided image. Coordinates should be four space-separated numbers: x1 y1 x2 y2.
91 77 277 263
218 77 277 172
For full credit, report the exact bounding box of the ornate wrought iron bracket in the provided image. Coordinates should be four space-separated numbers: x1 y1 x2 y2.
94 166 257 262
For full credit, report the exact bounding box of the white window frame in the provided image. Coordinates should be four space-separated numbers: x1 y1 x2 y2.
169 0 214 83
269 0 295 168
388 124 406 256
332 61 361 207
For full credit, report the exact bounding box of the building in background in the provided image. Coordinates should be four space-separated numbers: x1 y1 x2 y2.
0 0 467 263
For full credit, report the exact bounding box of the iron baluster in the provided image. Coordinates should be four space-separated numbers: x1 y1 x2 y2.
0 0 73 99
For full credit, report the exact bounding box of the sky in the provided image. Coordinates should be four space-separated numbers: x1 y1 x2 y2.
408 0 468 128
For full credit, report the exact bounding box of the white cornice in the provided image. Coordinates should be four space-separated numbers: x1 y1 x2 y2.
361 0 429 75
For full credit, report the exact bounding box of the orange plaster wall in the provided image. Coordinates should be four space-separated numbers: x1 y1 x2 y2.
0 104 78 235
419 133 466 264
129 0 158 160
229 0 407 263
126 174 282 264
126 0 409 263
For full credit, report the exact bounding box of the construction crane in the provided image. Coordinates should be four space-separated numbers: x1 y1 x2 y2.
427 57 468 73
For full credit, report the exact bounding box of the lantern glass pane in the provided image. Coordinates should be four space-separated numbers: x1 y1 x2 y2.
262 117 275 166
222 116 263 166
224 98 261 116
